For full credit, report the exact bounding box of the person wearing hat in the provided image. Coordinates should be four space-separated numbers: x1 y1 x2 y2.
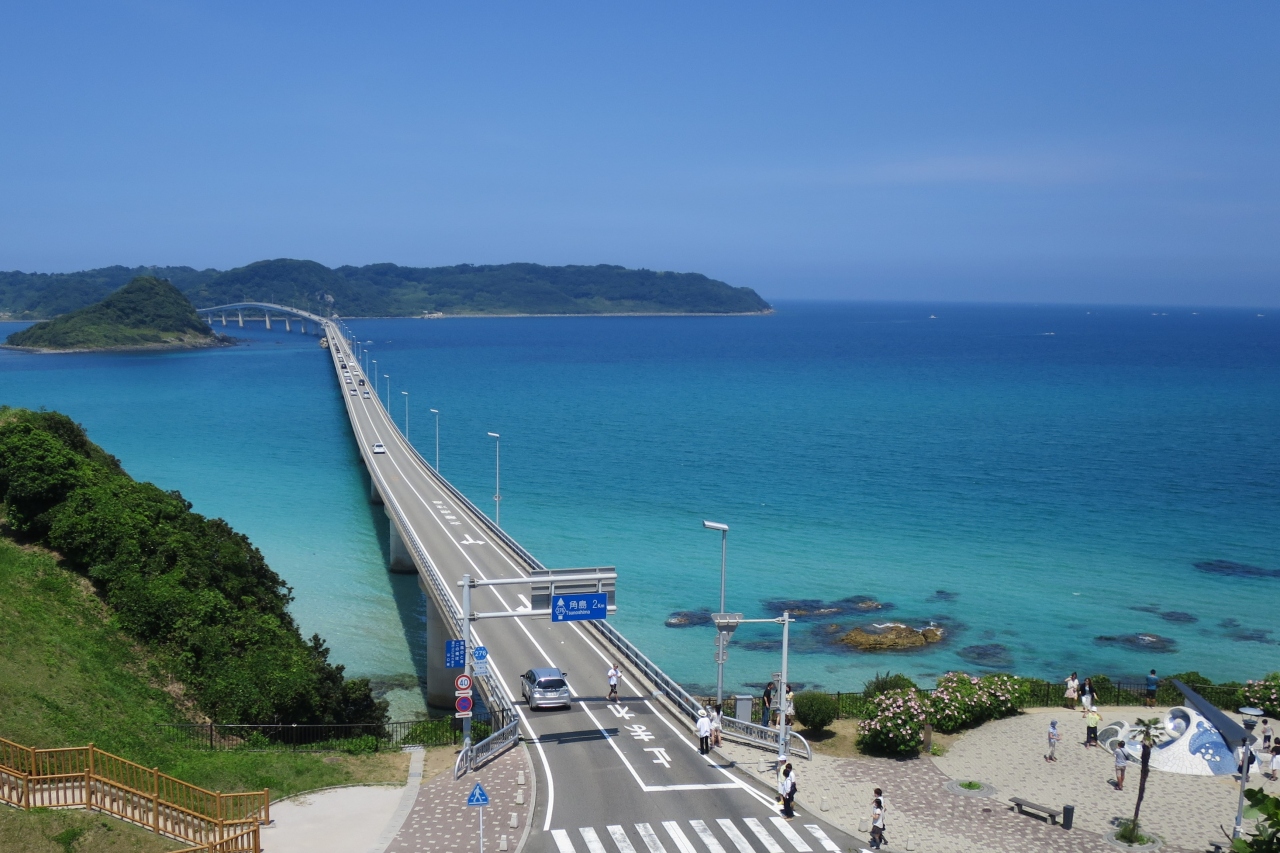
696 707 713 755
1045 719 1061 762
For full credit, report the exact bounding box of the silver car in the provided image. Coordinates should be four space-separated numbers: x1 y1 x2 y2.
521 668 571 710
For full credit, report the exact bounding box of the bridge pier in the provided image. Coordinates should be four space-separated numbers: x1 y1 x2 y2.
221 312 227 327
421 578 458 711
285 318 291 332
264 313 272 330
389 518 414 573
237 311 244 328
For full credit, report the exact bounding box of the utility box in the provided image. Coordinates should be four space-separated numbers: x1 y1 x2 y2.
733 695 754 721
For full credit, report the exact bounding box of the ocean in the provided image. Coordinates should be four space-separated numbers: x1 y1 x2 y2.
2 302 1277 717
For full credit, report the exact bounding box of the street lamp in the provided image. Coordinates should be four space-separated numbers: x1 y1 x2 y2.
703 520 729 706
383 374 389 407
487 432 501 526
371 359 377 391
430 409 440 471
401 391 409 440
1235 706 1263 838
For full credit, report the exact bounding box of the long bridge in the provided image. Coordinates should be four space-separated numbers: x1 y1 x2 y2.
215 307 853 853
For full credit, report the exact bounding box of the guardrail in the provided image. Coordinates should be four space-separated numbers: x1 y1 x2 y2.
719 715 811 760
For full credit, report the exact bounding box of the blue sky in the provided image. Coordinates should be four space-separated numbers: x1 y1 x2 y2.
1 2 1276 305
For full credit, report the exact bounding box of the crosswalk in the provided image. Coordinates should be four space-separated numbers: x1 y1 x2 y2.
551 817 841 853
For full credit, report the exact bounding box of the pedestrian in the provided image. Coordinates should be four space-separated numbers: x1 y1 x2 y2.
1271 745 1280 781
1262 719 1273 751
1259 746 1274 782
1114 742 1128 791
1064 672 1079 710
779 764 796 819
1086 709 1101 747
1045 719 1061 762
1236 742 1257 778
696 708 712 755
784 684 796 727
1080 677 1095 715
869 797 886 849
710 703 723 747
762 682 774 724
1145 669 1158 708
871 787 889 823
607 662 620 704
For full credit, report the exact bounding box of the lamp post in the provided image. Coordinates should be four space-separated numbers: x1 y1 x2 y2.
712 611 793 762
371 359 377 391
487 432 501 526
401 391 409 440
702 520 729 706
364 341 372 374
1235 707 1263 838
383 374 389 407
430 409 440 471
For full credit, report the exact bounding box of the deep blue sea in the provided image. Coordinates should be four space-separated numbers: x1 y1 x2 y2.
2 303 1278 717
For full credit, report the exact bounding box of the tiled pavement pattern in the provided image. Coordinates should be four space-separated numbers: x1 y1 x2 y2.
717 706 1277 853
383 745 534 853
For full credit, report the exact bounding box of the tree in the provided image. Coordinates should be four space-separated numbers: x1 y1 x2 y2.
1120 717 1162 843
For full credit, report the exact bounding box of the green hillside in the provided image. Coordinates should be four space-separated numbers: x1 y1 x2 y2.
5 277 220 350
0 260 771 319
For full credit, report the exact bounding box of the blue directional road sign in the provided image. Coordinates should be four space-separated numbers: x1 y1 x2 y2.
552 592 608 622
445 640 465 669
467 783 490 807
472 645 489 662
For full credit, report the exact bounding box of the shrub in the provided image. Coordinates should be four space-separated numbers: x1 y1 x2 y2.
980 673 1030 719
856 688 926 756
929 673 987 733
341 734 379 755
1243 674 1280 718
863 672 917 698
793 691 838 732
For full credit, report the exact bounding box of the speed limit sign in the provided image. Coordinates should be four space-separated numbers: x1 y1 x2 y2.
455 674 473 692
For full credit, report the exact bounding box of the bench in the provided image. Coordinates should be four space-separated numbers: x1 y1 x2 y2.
1206 841 1228 853
1009 797 1063 825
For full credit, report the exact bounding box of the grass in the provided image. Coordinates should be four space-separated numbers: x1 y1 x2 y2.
0 808 175 853
0 535 414 801
1115 820 1154 845
959 780 982 790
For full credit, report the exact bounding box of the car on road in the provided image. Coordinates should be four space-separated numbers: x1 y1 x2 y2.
349 389 357 396
372 443 386 454
362 391 371 398
521 668 571 710
358 379 365 386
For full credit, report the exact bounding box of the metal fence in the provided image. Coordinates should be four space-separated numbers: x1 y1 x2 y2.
156 718 498 753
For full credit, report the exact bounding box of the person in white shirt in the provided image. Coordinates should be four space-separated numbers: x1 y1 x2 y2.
607 663 620 703
710 703 723 747
696 708 712 754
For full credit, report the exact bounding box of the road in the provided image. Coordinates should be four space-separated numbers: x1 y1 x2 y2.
324 326 863 853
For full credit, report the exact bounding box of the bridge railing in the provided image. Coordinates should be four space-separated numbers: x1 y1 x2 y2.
328 325 518 775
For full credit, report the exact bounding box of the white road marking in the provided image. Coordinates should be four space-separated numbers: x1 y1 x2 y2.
742 819 784 853
716 819 756 853
581 827 609 853
802 825 839 852
662 821 698 853
626 724 655 741
608 825 638 853
768 818 812 852
689 820 726 853
636 823 667 853
553 829 577 853
645 747 672 768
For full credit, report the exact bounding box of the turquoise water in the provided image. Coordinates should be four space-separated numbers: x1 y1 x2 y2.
2 303 1278 714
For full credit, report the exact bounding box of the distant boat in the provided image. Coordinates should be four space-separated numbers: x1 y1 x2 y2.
929 314 937 319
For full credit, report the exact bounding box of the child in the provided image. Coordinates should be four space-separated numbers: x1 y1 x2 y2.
1086 709 1101 748
1263 719 1273 751
1271 745 1280 782
1046 720 1062 762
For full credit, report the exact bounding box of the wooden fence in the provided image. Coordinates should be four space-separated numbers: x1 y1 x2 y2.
0 737 267 853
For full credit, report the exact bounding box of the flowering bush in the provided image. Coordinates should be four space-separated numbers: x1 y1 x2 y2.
856 688 927 755
929 673 988 733
980 673 1030 719
1243 673 1280 718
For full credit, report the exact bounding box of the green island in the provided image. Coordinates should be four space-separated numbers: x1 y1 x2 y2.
0 258 771 320
4 276 227 352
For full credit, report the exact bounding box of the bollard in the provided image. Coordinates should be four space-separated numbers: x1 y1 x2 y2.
500 835 509 851
858 819 870 833
517 771 526 786
820 796 828 812
1062 804 1074 830
906 838 916 851
758 760 769 773
510 812 519 828
515 789 525 805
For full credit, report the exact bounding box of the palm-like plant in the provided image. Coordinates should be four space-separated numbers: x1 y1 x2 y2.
1123 717 1162 843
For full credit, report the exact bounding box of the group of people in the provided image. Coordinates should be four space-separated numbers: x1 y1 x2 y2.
695 705 724 754
761 681 796 728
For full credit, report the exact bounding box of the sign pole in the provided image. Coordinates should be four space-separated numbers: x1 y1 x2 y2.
479 804 484 853
462 573 472 747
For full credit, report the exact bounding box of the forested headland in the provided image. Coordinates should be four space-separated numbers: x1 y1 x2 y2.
5 276 225 351
0 407 387 727
0 259 772 320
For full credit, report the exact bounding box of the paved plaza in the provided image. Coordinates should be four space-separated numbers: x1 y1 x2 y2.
717 706 1276 853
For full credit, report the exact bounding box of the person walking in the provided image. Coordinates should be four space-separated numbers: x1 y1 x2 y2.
1270 745 1280 781
1064 672 1079 710
779 764 796 819
1114 742 1128 790
696 708 712 755
1080 677 1095 715
1145 669 1159 708
1045 719 1061 762
607 663 621 704
1085 709 1101 748
762 682 774 725
1262 719 1273 751
869 797 886 849
710 703 723 747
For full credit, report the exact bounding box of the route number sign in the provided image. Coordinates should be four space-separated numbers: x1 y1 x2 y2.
455 674 472 691
472 645 489 662
445 640 465 669
552 593 608 622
